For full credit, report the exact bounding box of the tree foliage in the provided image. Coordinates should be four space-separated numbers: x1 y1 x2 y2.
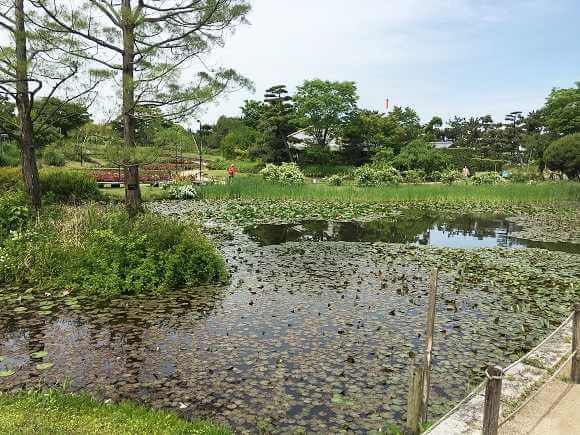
542 83 580 136
294 79 358 147
544 134 580 179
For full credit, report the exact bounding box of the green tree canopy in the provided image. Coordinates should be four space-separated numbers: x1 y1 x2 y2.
542 83 580 136
32 97 91 137
544 133 580 179
294 79 358 147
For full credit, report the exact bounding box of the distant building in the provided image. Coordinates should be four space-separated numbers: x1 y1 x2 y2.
288 127 343 152
429 140 454 149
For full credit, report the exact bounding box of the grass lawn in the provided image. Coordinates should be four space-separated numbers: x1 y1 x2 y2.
198 177 580 204
103 185 169 202
0 390 229 435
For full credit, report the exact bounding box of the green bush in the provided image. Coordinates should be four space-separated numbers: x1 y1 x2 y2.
0 191 29 241
544 134 580 179
391 139 450 174
354 164 402 186
403 169 426 183
471 158 506 172
0 168 101 203
0 142 20 167
43 147 66 167
0 167 23 191
260 163 305 185
301 164 354 178
0 206 227 296
40 170 102 202
161 181 197 199
327 174 344 186
469 171 505 185
427 170 442 182
440 169 464 184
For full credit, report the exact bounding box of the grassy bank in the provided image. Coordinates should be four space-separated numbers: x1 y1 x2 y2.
198 177 580 204
0 390 229 434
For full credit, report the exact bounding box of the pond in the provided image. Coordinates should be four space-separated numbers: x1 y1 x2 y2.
1 213 579 433
245 214 580 254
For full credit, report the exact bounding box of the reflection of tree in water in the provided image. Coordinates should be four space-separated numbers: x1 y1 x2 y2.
434 215 510 245
246 210 439 245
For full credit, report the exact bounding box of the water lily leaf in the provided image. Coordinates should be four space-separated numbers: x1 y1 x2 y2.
0 369 15 377
35 362 54 371
31 351 48 359
13 307 27 313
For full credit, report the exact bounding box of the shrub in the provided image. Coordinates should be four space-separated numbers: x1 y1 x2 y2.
43 148 66 167
544 134 580 179
0 168 102 203
0 142 21 167
0 206 227 296
427 170 442 182
0 191 29 241
391 139 451 174
161 181 197 199
40 170 102 202
469 171 505 185
260 163 305 185
301 164 354 178
471 158 506 172
354 164 402 186
327 174 344 186
403 169 426 183
440 169 464 184
0 167 23 191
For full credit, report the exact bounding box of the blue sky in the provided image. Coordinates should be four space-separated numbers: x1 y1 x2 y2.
200 0 580 126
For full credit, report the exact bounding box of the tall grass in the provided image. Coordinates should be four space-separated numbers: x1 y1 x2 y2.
198 177 580 204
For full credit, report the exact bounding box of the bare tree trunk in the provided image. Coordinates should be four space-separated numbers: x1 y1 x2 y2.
122 0 140 216
15 0 41 210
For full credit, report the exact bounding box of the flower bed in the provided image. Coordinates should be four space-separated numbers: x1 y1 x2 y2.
91 169 172 183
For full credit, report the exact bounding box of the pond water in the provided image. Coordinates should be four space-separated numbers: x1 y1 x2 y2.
245 214 580 254
1 213 579 433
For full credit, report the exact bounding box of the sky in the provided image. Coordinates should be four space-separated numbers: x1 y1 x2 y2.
197 0 580 126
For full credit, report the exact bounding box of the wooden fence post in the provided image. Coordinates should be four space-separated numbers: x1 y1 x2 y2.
406 366 425 435
422 269 438 423
482 365 503 435
572 304 580 384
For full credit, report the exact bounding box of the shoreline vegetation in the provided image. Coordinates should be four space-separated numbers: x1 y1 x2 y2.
0 390 230 435
196 177 580 204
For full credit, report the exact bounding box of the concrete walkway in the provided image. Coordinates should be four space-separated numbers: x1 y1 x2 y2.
500 372 580 435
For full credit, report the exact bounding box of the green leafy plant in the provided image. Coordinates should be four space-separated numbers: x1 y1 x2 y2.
354 164 402 186
0 191 29 241
544 133 580 179
161 181 197 200
403 169 426 183
469 171 506 185
39 170 102 202
0 205 227 296
43 147 66 167
260 162 305 185
326 174 344 186
440 169 464 184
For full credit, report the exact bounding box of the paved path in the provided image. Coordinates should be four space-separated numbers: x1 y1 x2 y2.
499 373 580 435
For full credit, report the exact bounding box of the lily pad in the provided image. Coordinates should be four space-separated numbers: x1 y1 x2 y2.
35 362 54 371
13 307 27 313
0 369 15 377
31 351 48 359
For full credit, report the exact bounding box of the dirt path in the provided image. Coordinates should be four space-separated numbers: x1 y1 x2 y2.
500 378 580 435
